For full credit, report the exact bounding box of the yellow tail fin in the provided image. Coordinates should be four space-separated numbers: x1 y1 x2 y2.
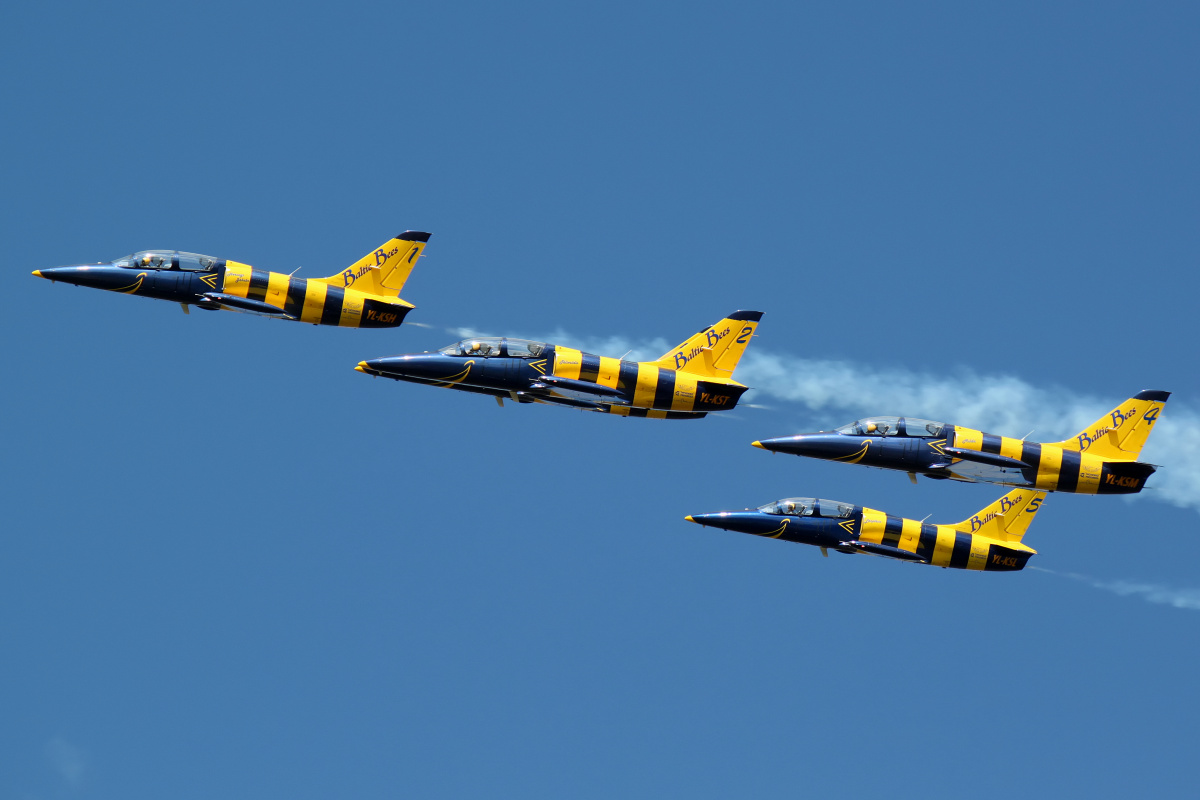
654 311 763 378
314 231 431 296
950 489 1046 543
1051 390 1170 460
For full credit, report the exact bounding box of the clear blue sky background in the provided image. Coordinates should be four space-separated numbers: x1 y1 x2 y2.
3 2 1199 797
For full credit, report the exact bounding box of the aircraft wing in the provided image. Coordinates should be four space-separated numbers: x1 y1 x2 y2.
529 375 626 398
929 459 1029 486
840 541 928 563
197 292 297 319
518 392 608 411
941 446 1031 470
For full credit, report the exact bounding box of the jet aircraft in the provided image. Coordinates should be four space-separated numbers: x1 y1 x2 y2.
32 231 431 328
752 391 1169 494
687 487 1046 571
354 311 763 418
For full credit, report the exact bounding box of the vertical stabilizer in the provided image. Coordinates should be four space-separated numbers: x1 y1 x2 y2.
654 311 763 379
1052 390 1170 460
949 488 1046 543
316 231 431 296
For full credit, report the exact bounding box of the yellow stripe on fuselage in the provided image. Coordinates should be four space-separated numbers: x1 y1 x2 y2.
340 291 365 327
967 537 992 571
898 519 922 555
634 364 660 407
222 261 253 298
265 271 290 310
931 526 956 567
554 347 583 380
858 509 886 545
999 436 1024 462
597 356 621 389
1036 447 1063 490
301 280 327 324
671 373 697 412
952 427 985 452
1076 453 1103 494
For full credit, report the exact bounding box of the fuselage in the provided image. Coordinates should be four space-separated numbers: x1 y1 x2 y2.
34 250 412 328
687 498 1036 571
755 416 1155 494
356 336 750 417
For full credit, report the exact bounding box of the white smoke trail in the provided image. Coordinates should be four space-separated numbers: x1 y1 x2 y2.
1030 567 1200 611
448 326 1197 512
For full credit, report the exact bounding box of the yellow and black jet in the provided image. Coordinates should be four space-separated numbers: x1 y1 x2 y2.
687 487 1046 571
31 232 430 328
753 391 1169 494
355 311 763 419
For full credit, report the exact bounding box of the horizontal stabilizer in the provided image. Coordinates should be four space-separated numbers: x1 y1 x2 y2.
197 292 296 319
942 446 1030 470
842 540 928 562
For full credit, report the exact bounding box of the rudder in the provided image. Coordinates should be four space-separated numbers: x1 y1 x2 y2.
654 310 763 379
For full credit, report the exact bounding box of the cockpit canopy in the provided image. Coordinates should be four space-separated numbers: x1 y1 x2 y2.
834 416 945 438
113 250 220 272
439 337 547 358
758 497 858 518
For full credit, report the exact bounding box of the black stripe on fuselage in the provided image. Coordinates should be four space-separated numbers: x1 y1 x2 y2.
917 524 939 562
1058 450 1082 492
949 533 972 569
320 285 345 326
284 278 307 318
578 354 601 383
981 433 1003 455
1020 441 1043 482
1020 441 1042 470
617 361 639 404
881 515 904 548
627 407 649 418
652 369 676 410
247 269 271 302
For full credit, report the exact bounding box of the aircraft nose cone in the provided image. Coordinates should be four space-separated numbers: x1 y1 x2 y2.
685 511 783 535
34 266 86 284
754 433 864 460
32 265 129 290
357 354 471 383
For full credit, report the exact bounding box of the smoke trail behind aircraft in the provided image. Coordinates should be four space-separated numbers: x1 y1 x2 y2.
447 326 1195 512
1030 567 1200 611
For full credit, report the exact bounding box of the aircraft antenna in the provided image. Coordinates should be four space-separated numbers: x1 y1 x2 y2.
1021 430 1034 441
919 514 932 523
289 267 302 276
618 350 633 361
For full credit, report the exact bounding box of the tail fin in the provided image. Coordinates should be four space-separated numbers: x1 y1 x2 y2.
1051 390 1170 460
950 489 1046 543
654 310 763 378
315 231 431 296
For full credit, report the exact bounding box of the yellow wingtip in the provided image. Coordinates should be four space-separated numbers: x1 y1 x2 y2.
685 515 695 523
355 362 368 373
32 270 43 278
751 441 765 449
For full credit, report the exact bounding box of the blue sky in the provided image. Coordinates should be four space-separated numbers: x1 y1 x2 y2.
3 2 1199 797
